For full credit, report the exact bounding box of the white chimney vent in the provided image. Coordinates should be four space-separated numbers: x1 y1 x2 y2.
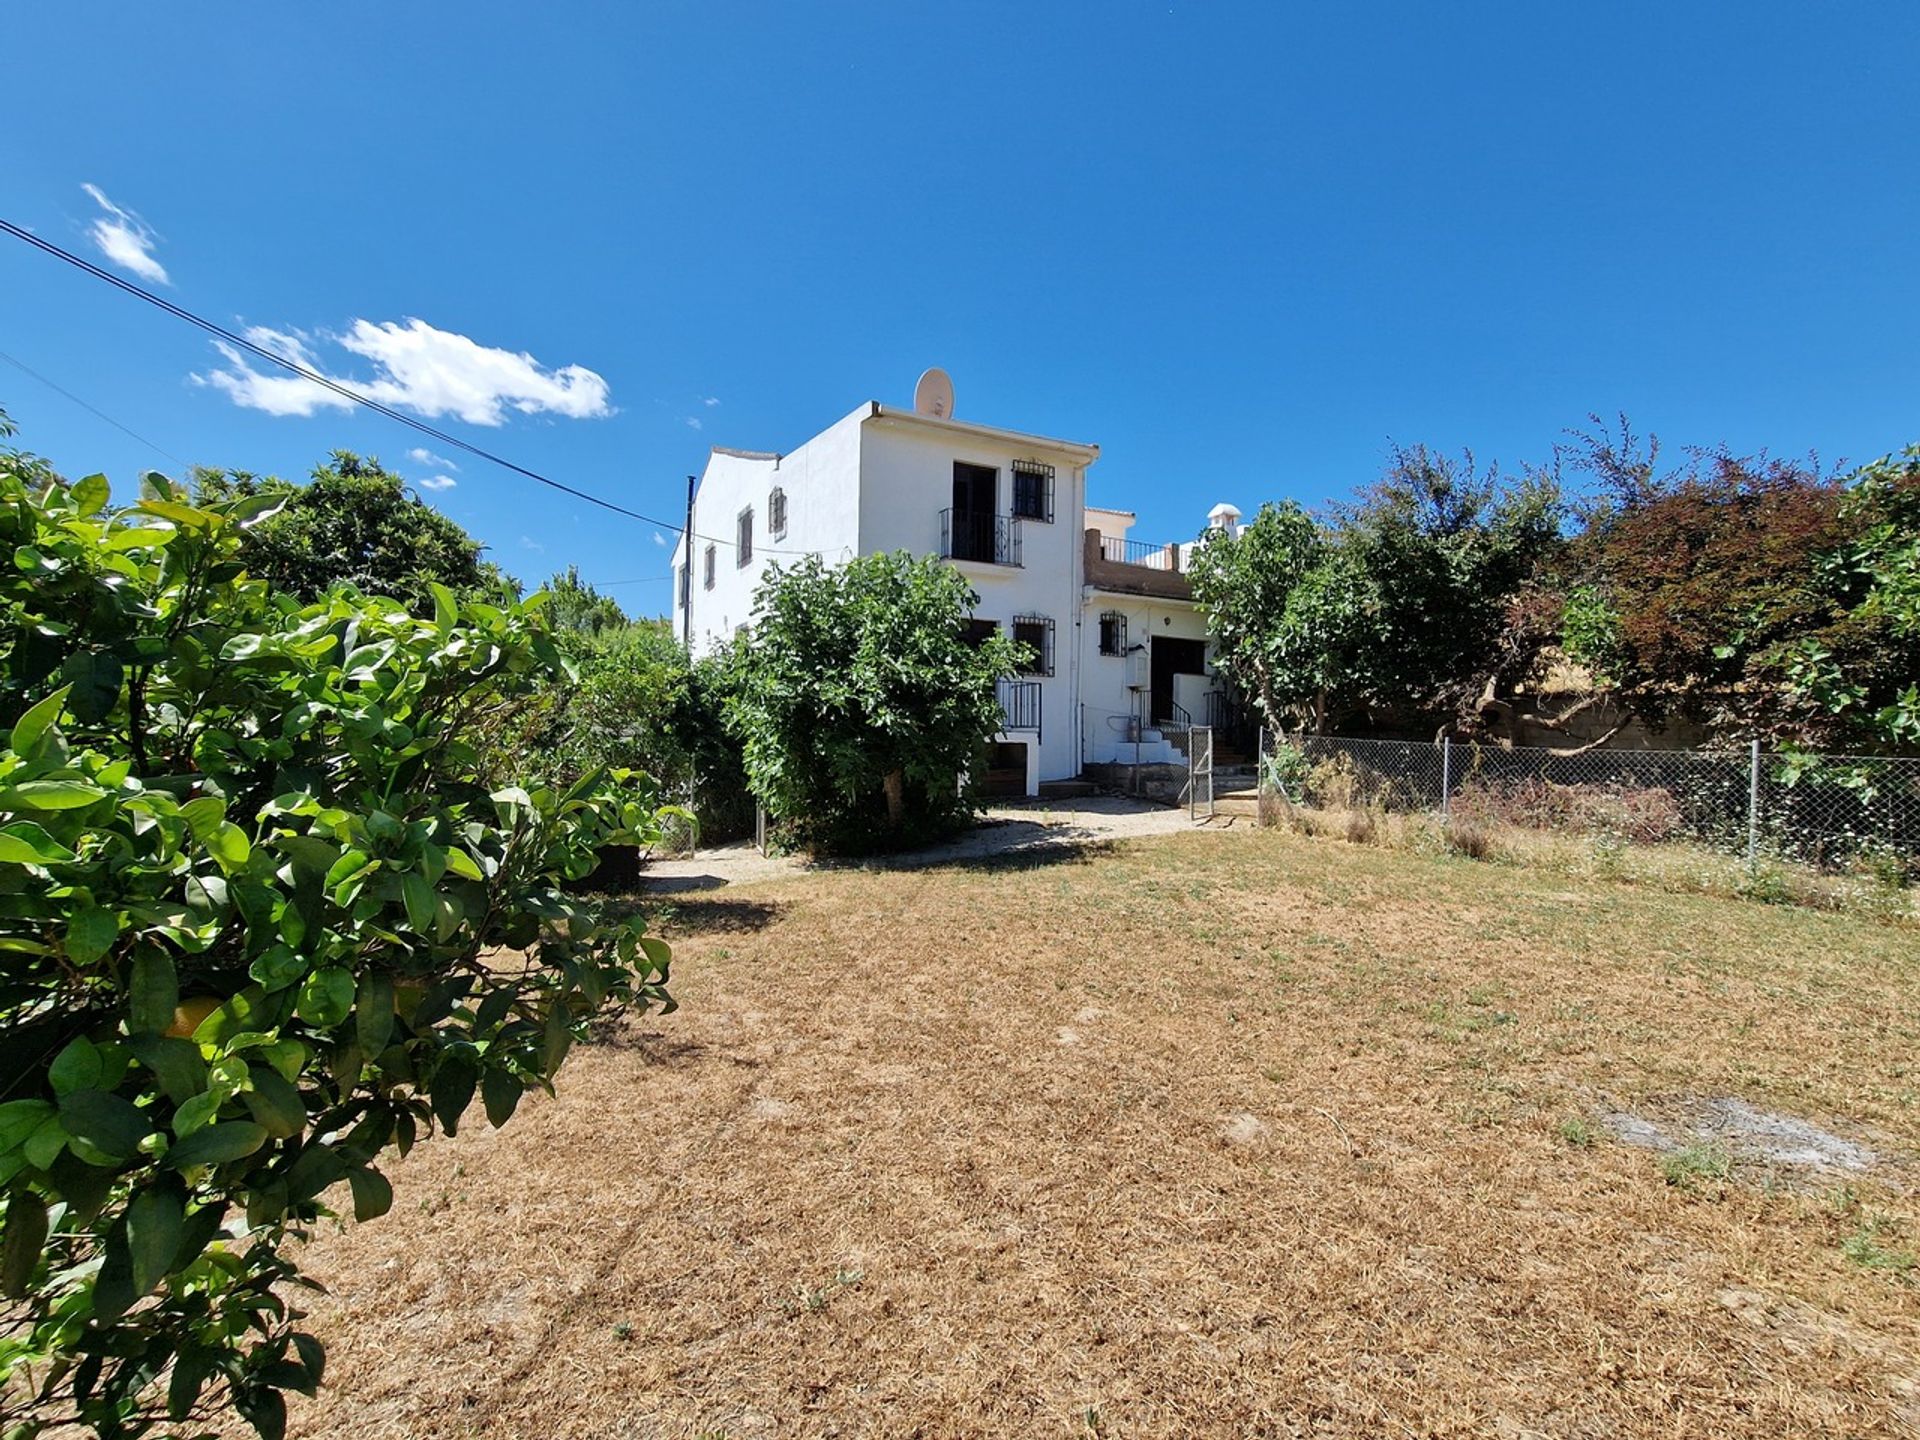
1207 502 1242 533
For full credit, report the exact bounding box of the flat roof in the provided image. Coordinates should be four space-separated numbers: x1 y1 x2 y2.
867 403 1099 462
1086 505 1136 519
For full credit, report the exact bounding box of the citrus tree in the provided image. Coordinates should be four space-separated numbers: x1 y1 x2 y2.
0 438 675 1437
723 552 1021 853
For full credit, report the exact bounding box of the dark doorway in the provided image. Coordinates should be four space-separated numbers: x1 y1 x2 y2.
1150 636 1208 726
951 462 997 561
980 741 1028 798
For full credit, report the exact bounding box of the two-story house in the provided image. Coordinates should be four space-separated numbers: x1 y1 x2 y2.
670 379 1240 797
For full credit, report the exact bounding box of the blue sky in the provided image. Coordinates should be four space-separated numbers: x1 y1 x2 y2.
5 3 1917 614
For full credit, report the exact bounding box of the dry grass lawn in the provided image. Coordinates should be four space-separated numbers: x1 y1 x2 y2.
279 829 1920 1438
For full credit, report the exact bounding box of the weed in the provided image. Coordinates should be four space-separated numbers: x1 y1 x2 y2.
1444 815 1493 860
1660 1142 1733 1193
787 1266 866 1315
1559 1117 1595 1148
612 1321 634 1341
1841 1216 1918 1276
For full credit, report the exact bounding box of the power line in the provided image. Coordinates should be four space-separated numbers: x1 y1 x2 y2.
0 218 816 556
0 346 186 466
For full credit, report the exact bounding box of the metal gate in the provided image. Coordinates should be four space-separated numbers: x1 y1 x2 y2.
1186 725 1215 821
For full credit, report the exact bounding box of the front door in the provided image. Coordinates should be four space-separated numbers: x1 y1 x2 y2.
951 462 996 561
1150 636 1208 727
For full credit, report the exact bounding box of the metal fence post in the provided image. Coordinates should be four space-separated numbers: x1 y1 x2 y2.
1440 735 1452 819
1747 738 1761 866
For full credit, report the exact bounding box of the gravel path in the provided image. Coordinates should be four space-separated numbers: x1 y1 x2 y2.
643 793 1242 891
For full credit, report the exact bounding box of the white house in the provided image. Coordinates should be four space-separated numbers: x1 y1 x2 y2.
670 377 1242 797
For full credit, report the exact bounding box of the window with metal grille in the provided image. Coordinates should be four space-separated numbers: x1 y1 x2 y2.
1011 615 1054 677
1098 611 1127 656
678 564 690 609
1011 460 1054 523
961 617 999 647
736 507 754 567
769 486 787 539
703 544 716 589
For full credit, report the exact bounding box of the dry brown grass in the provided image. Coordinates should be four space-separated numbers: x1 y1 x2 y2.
275 830 1920 1439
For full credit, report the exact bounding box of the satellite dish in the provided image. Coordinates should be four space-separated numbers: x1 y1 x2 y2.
913 367 955 419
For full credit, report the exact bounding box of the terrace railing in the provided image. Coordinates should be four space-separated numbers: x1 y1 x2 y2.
941 509 1022 567
998 678 1042 735
1099 535 1180 570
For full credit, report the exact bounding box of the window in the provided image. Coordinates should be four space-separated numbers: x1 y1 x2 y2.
1098 611 1127 656
961 617 999 648
677 564 690 610
703 544 716 590
736 507 754 567
1011 460 1054 523
1011 615 1054 677
769 485 787 539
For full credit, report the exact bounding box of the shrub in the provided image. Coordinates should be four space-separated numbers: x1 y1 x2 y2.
0 454 674 1436
724 553 1022 855
1443 815 1494 859
1449 776 1684 844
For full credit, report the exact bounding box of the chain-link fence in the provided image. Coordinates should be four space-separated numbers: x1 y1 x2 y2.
1257 732 1920 876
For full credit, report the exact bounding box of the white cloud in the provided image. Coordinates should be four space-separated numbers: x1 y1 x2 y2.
195 317 612 426
417 474 457 492
81 183 168 285
520 535 545 553
684 416 703 430
408 447 458 470
652 531 667 547
703 396 720 407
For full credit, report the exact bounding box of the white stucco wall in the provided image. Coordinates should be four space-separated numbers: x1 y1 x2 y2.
1077 593 1219 767
672 406 866 655
858 412 1093 785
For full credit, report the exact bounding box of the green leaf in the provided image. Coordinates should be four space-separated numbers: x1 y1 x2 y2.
242 1067 305 1139
482 1067 522 1128
296 966 354 1028
399 872 435 933
128 1034 208 1105
23 1114 68 1170
126 1179 186 1295
0 778 108 810
285 1142 346 1204
179 795 227 842
442 846 485 882
0 822 76 865
93 1216 136 1322
58 1089 150 1161
1 1189 49 1298
48 1038 103 1096
7 684 72 756
207 820 252 873
165 1120 268 1170
355 973 394 1057
168 1346 218 1422
542 1002 573 1074
65 904 120 967
248 944 308 993
430 1053 477 1136
346 1166 394 1222
58 649 125 725
128 948 179 1033
71 472 110 514
431 582 458 635
0 1100 55 1154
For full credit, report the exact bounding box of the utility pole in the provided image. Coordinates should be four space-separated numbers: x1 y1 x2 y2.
681 473 696 649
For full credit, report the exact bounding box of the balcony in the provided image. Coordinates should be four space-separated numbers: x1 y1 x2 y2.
941 508 1022 567
1083 529 1194 601
997 678 1042 733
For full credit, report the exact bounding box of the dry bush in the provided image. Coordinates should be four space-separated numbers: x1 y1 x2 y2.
1344 805 1380 845
1444 815 1494 859
1452 775 1685 844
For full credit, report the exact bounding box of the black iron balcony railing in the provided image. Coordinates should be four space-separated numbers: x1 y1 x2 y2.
998 678 1042 733
941 508 1023 567
1099 535 1180 570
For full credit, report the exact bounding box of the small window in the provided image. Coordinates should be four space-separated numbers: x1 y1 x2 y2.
1098 611 1127 656
1011 615 1054 677
703 544 716 589
769 486 787 540
961 617 999 648
677 564 690 609
736 508 754 567
1011 460 1054 523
